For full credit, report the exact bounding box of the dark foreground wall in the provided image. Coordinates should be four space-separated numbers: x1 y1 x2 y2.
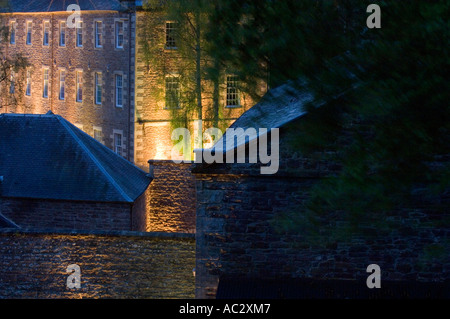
0 230 195 298
194 170 450 299
1 197 133 232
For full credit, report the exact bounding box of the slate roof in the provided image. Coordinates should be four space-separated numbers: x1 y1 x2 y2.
0 112 152 203
0 0 124 13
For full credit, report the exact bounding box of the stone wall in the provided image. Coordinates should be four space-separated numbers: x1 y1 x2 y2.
147 160 196 233
0 229 195 298
1 197 134 232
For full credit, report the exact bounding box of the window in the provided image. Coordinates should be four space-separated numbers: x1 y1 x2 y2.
165 22 177 49
165 76 180 109
43 68 49 98
43 21 50 46
76 71 83 102
95 21 102 48
95 72 102 105
10 21 16 44
59 21 66 46
26 21 32 45
114 133 123 155
9 70 15 94
25 69 31 96
93 127 103 144
115 74 123 107
76 21 83 47
59 70 66 100
226 75 240 107
115 21 124 49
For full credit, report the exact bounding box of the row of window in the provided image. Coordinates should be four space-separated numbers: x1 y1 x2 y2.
14 69 124 107
9 20 124 49
11 70 239 109
10 19 172 50
165 75 241 108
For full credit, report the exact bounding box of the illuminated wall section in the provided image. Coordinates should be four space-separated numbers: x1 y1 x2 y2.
1 10 135 163
134 11 263 170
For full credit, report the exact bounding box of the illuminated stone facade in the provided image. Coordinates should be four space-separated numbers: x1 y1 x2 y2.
1 3 265 170
1 2 265 233
1 7 135 162
133 11 265 169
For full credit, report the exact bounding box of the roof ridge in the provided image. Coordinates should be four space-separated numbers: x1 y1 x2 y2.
55 115 133 203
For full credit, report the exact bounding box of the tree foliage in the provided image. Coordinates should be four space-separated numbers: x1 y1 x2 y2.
203 0 450 240
142 0 223 151
0 13 29 110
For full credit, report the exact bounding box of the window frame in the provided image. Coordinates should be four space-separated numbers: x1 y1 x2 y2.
26 21 32 45
95 72 102 105
59 69 66 100
43 68 49 98
95 21 102 48
76 70 83 102
165 21 177 50
9 70 15 94
25 69 31 96
59 21 66 47
114 132 123 155
93 126 103 144
9 21 16 44
43 21 50 46
115 74 123 107
115 21 124 49
226 75 241 108
76 20 83 47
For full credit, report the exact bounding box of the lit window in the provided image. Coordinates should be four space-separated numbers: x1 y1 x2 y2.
26 21 32 45
165 22 177 49
226 75 240 107
43 21 50 46
59 21 66 46
95 72 102 105
165 76 180 109
25 69 31 96
115 74 123 107
115 21 124 48
76 21 83 47
43 68 49 98
76 71 83 102
114 133 123 155
10 21 16 44
95 21 102 48
59 70 65 100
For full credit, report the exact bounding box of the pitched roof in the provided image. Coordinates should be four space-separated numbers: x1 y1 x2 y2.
0 0 124 13
0 112 152 203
